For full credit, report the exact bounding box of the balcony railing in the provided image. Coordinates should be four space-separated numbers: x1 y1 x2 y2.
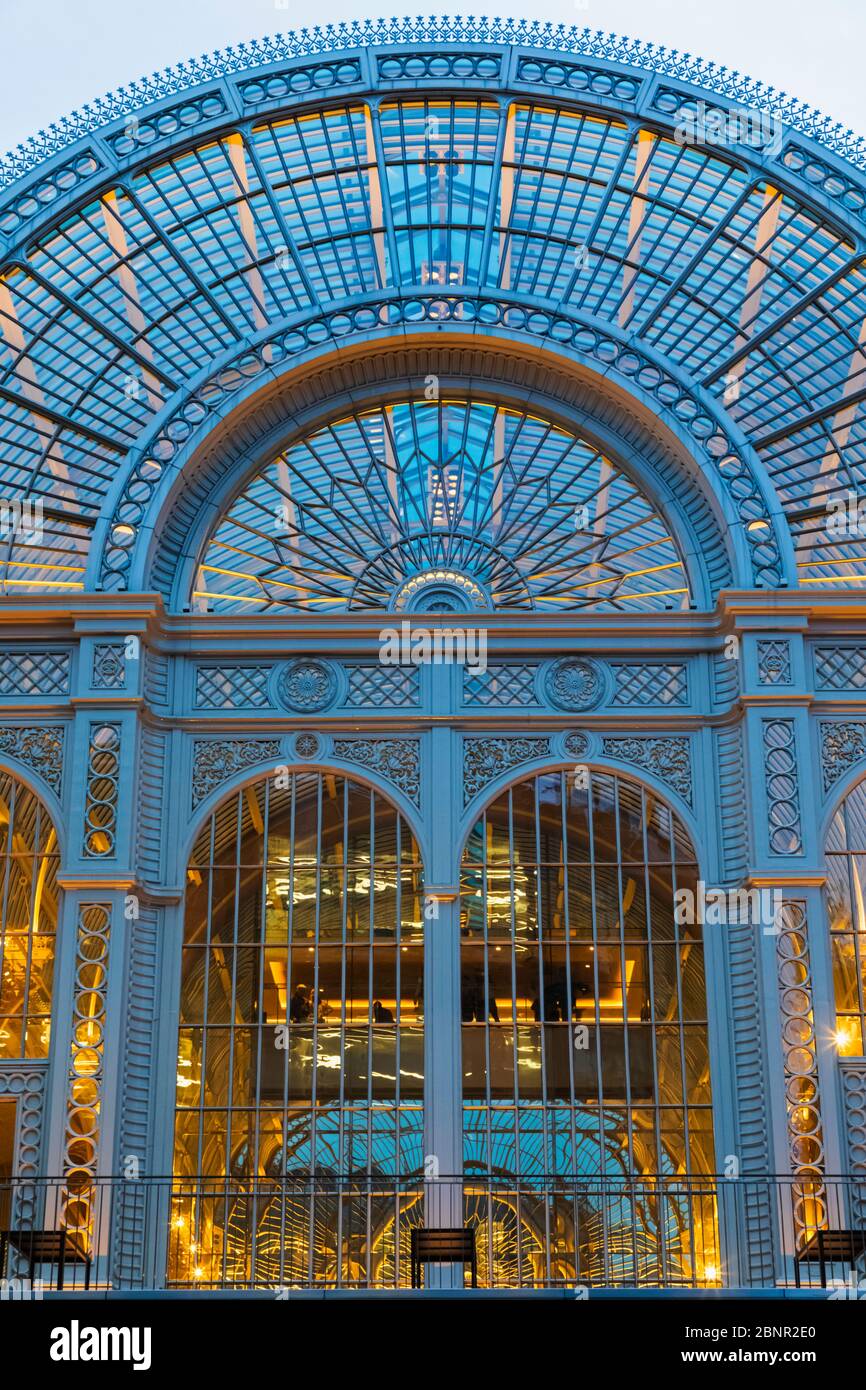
1 1175 864 1292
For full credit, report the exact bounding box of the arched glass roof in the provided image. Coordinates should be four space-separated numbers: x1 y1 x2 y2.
1 21 865 603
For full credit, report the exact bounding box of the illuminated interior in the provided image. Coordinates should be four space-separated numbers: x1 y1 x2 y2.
0 769 58 1060
825 775 866 1056
461 769 717 1286
171 771 424 1287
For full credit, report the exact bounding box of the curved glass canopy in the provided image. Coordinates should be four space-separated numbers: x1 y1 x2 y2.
1 66 865 597
195 398 688 613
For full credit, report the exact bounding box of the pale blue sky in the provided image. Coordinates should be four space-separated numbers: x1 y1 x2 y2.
2 0 864 156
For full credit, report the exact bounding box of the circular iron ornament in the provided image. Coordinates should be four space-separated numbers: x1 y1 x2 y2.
562 731 592 759
542 658 606 712
294 733 323 760
275 659 339 713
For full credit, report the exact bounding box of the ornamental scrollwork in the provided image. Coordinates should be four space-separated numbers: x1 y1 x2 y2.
820 720 866 794
192 738 283 808
332 737 421 807
601 735 692 805
542 657 605 711
0 724 64 793
463 736 551 804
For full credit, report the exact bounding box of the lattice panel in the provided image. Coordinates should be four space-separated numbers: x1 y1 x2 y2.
757 640 792 686
0 651 69 696
195 666 271 708
345 664 420 706
611 664 688 705
463 665 540 706
814 647 866 691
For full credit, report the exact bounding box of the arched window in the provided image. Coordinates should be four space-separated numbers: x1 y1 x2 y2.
170 771 424 1288
0 769 58 1059
825 776 866 1056
193 399 689 615
460 768 715 1286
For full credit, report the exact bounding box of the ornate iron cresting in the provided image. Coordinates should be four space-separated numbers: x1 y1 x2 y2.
2 19 865 186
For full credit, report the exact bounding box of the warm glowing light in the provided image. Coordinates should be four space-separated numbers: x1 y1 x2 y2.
835 1023 859 1054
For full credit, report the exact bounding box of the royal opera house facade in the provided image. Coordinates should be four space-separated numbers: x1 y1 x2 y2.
0 18 865 1297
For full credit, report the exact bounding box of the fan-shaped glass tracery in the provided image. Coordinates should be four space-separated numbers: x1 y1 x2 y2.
194 398 688 612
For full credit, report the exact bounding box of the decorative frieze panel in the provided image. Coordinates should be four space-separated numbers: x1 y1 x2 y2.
346 664 420 707
516 55 642 102
82 723 121 857
195 665 271 709
774 901 825 1248
0 724 64 794
761 719 802 855
332 736 421 807
240 58 362 106
92 643 127 690
463 736 550 804
819 720 866 794
379 50 499 80
106 90 229 155
191 738 282 808
463 664 539 707
757 640 792 686
0 651 69 697
611 663 688 706
814 646 866 691
601 735 692 805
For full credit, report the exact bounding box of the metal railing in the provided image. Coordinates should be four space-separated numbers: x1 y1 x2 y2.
1 1175 864 1292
